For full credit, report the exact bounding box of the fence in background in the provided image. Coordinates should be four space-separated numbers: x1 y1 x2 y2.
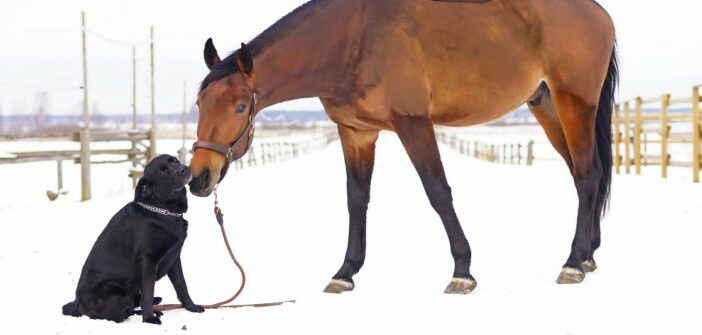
436 131 535 166
228 131 339 171
0 129 340 201
0 129 154 200
613 84 701 182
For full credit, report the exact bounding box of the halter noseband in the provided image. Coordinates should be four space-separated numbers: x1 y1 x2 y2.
192 90 257 179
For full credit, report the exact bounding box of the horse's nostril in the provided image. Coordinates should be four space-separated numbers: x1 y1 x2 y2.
195 169 210 188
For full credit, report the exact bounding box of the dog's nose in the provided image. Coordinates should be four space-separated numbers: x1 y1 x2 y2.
180 166 190 175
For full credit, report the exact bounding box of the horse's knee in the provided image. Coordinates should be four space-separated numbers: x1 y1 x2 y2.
426 183 454 212
347 192 370 213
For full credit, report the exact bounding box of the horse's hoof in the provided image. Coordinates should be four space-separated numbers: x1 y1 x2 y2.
556 267 585 284
323 279 354 294
444 278 477 294
582 260 598 273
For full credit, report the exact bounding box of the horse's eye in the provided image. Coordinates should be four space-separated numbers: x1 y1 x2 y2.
236 103 247 113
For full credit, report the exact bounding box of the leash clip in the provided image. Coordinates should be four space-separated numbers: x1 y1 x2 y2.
214 185 224 226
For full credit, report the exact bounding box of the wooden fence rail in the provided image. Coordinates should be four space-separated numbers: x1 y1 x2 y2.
0 129 154 200
227 132 339 171
436 131 535 166
613 84 701 182
0 130 339 201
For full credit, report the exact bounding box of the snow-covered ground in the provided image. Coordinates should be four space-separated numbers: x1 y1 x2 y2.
1 132 701 334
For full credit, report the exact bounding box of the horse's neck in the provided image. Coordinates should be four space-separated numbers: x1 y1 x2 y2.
254 0 358 109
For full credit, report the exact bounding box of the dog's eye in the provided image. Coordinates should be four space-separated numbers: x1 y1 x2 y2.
236 103 247 113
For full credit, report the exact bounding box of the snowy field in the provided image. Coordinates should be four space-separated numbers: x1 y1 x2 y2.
1 132 701 334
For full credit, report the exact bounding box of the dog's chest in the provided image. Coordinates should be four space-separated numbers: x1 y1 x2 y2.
156 241 184 279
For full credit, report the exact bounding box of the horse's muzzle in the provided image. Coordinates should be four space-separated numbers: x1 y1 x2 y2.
189 168 215 197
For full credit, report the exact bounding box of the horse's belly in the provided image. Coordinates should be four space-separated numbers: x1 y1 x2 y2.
407 0 545 125
429 66 541 127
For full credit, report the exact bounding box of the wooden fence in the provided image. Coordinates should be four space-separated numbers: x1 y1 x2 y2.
613 84 701 182
0 130 339 200
436 131 535 166
227 132 339 171
0 129 154 200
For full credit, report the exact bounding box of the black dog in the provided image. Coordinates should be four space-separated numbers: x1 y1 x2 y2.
63 155 204 324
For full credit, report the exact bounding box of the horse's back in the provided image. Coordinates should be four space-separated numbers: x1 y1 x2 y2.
352 0 615 126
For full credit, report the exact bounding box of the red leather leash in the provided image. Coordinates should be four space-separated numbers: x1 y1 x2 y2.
154 187 295 312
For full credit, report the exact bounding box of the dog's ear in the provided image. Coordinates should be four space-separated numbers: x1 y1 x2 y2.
135 179 153 201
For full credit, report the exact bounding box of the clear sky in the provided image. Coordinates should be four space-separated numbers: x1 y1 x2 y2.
1 0 701 116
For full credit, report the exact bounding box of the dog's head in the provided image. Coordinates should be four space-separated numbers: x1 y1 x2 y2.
135 155 192 213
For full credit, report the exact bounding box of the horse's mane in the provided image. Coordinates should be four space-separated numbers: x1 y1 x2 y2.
200 0 324 92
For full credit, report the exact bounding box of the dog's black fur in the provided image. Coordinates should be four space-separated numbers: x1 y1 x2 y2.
62 155 204 324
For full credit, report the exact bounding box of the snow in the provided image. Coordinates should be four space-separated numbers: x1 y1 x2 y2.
1 132 701 334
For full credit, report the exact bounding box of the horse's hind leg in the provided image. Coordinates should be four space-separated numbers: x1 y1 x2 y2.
323 123 379 294
528 82 573 169
527 83 599 272
393 115 475 294
548 87 605 284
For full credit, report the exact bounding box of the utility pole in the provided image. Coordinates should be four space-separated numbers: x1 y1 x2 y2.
132 45 137 129
80 11 92 201
179 82 187 162
131 45 138 188
148 26 157 160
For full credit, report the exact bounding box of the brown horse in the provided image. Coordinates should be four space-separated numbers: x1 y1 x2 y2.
189 0 618 294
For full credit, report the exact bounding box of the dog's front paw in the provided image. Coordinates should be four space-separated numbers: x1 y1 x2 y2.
143 315 162 325
184 303 205 313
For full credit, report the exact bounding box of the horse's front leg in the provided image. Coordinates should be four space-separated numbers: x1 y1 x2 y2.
393 115 476 294
324 125 379 294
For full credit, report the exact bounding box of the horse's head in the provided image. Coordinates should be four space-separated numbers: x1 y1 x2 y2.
189 39 256 197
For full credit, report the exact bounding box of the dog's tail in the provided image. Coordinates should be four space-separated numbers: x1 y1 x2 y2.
62 301 81 317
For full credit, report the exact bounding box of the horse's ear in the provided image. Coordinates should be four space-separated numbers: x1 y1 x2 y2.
236 43 254 78
204 38 221 70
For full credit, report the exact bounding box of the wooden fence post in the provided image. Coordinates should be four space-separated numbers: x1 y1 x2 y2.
501 144 506 163
634 97 643 174
80 12 91 201
613 103 621 174
661 94 670 179
624 101 632 174
527 140 534 166
517 144 523 165
693 86 701 183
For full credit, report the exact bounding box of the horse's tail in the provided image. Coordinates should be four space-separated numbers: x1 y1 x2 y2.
594 43 619 220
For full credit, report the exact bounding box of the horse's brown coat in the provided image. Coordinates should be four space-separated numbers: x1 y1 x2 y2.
190 0 617 290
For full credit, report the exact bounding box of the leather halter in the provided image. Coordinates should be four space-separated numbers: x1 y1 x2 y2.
191 90 257 180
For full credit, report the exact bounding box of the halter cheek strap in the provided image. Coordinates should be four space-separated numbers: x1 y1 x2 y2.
192 92 257 163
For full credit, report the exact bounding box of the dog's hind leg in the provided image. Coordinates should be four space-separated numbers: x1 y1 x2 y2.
62 301 81 317
80 282 135 323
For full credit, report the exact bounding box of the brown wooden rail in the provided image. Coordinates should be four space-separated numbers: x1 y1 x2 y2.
613 85 701 182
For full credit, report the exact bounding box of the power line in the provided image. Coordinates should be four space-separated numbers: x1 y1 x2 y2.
24 26 148 47
86 29 149 47
24 27 79 33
